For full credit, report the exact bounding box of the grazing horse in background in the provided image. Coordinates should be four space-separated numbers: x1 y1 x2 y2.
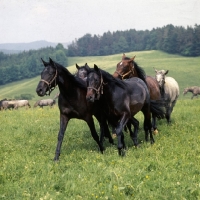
0 100 31 109
34 99 56 108
86 65 165 156
113 54 162 133
154 69 179 123
183 86 200 99
36 58 113 161
0 99 8 110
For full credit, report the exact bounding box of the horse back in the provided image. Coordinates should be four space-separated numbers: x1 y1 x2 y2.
122 77 150 114
164 77 179 100
146 76 161 100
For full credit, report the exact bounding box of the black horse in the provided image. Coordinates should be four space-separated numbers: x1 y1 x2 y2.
86 65 165 155
36 58 113 161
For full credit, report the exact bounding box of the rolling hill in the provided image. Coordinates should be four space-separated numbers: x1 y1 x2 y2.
0 50 200 103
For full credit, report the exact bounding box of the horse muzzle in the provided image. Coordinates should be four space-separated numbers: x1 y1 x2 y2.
36 83 47 96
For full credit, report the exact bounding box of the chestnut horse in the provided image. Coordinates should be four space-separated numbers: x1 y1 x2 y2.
113 54 162 133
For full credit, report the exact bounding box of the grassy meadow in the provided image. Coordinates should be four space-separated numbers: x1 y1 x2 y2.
0 50 200 199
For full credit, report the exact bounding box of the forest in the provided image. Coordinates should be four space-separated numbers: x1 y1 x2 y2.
0 24 199 85
0 44 68 85
68 24 200 57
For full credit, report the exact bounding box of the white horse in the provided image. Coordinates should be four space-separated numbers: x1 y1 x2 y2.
183 86 200 99
154 69 179 123
34 99 56 108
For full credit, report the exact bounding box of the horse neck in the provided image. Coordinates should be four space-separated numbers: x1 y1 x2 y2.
57 67 85 99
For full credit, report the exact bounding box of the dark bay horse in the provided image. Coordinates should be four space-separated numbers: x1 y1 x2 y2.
75 63 134 137
86 65 165 155
183 86 200 99
113 54 162 133
36 58 113 161
154 69 179 123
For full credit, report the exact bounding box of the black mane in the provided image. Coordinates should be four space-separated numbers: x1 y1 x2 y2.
99 68 127 90
124 56 147 84
54 61 87 90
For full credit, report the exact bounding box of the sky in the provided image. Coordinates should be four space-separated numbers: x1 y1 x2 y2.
0 0 199 44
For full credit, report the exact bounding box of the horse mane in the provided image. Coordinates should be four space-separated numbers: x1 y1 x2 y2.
54 61 87 90
99 68 127 90
124 56 147 84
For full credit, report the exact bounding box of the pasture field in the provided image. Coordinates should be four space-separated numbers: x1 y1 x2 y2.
0 50 200 102
0 99 200 199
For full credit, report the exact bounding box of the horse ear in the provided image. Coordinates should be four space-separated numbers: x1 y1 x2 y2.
49 57 54 65
94 64 99 71
130 55 136 61
122 53 126 60
41 58 49 67
165 70 169 75
85 63 90 70
76 63 80 69
153 67 157 73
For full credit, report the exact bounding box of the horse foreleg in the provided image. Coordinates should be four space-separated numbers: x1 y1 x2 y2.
115 113 129 156
95 113 114 145
54 114 69 161
86 117 104 153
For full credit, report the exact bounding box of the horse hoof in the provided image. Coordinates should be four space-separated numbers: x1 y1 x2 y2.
150 140 155 144
112 134 117 138
54 157 59 162
118 149 126 157
153 129 158 135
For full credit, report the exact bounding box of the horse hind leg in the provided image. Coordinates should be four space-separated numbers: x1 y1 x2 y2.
142 106 154 144
127 117 139 147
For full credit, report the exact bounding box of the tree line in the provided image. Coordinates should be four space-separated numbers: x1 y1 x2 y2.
68 24 200 57
0 44 67 85
0 24 199 86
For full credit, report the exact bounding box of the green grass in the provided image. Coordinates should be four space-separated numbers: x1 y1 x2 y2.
0 50 200 102
0 50 200 199
0 99 200 199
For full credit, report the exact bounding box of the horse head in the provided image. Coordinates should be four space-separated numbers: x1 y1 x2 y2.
86 64 104 102
75 63 90 80
183 87 189 95
154 68 169 89
113 53 136 79
36 58 58 96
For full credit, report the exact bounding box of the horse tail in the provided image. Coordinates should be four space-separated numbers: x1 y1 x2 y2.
150 100 166 119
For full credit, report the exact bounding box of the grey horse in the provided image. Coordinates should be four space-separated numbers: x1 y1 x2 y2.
154 69 179 123
183 86 200 99
34 99 56 108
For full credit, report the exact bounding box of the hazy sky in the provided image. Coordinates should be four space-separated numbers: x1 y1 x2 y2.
0 0 199 44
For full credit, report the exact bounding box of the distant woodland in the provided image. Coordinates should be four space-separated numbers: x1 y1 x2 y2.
68 24 200 57
0 24 199 85
0 44 67 85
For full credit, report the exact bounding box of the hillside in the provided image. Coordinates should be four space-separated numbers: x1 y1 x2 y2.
0 40 57 54
0 50 200 103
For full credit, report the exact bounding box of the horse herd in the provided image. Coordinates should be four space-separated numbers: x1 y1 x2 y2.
0 95 58 110
1 54 199 160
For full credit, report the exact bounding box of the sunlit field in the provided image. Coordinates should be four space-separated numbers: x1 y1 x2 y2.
0 99 200 199
0 51 200 199
0 50 200 101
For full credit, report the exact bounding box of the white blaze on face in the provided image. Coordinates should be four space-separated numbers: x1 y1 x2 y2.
120 61 123 65
156 73 164 86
